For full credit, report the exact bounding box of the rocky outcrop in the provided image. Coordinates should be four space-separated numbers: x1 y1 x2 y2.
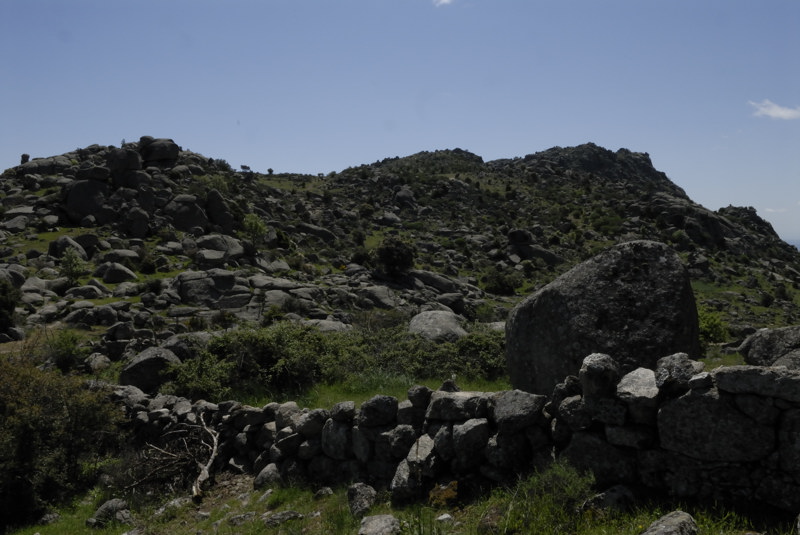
505 240 700 395
139 136 179 167
739 325 800 368
2 137 799 341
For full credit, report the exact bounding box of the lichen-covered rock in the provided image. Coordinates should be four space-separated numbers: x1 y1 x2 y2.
451 418 489 468
580 353 620 401
358 395 398 427
425 391 489 421
321 419 352 460
712 365 800 403
94 261 138 284
119 346 180 393
506 240 700 394
658 386 775 462
359 514 401 535
295 408 330 437
85 498 131 528
348 482 377 518
489 389 547 433
389 459 423 504
616 367 659 424
48 235 88 260
654 353 704 396
739 325 800 368
254 462 281 489
641 510 698 535
408 310 467 343
406 434 437 477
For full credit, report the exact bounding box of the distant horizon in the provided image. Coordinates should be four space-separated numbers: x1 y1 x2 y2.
2 1 797 240
5 136 800 244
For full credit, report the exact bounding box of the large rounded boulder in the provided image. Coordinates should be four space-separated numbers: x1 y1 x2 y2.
119 346 181 394
139 137 179 167
408 310 467 343
738 325 800 368
505 240 700 394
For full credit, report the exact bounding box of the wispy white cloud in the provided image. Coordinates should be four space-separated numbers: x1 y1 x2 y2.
433 0 454 6
765 207 788 213
749 99 800 120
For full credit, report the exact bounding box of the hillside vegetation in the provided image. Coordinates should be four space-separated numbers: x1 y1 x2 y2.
2 138 800 533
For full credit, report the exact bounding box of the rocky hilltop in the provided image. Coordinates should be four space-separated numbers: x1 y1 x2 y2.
1 137 798 343
4 137 800 532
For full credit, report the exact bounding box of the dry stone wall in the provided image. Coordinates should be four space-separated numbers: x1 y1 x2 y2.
110 353 800 512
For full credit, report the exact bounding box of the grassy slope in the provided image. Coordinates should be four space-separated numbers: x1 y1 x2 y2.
13 464 795 535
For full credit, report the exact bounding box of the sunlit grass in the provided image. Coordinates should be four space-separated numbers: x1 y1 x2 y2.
236 373 512 410
10 451 798 535
700 348 745 370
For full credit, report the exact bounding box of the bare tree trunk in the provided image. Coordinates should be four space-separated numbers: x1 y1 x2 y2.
192 415 219 501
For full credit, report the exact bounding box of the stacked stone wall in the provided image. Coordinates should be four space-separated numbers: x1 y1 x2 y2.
111 353 800 511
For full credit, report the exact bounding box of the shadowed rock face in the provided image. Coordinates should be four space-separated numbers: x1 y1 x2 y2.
505 240 700 395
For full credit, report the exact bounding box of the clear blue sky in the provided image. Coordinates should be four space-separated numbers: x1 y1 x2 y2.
2 1 799 239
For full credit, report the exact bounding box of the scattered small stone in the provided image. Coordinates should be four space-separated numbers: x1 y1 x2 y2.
227 511 256 526
348 482 377 518
37 512 60 525
314 486 334 499
153 496 192 517
359 514 401 535
86 498 131 528
262 510 303 527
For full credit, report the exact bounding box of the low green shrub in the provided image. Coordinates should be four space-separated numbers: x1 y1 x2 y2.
0 278 20 334
165 349 235 401
483 267 523 295
698 305 728 352
202 322 338 398
45 329 91 373
59 247 87 286
167 321 508 401
374 236 416 276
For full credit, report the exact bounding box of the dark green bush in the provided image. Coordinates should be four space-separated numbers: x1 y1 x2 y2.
170 321 508 400
350 246 371 266
483 267 523 295
166 349 235 401
698 305 728 352
374 237 416 276
45 329 91 373
0 355 121 528
205 322 333 396
0 278 20 334
452 328 506 380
